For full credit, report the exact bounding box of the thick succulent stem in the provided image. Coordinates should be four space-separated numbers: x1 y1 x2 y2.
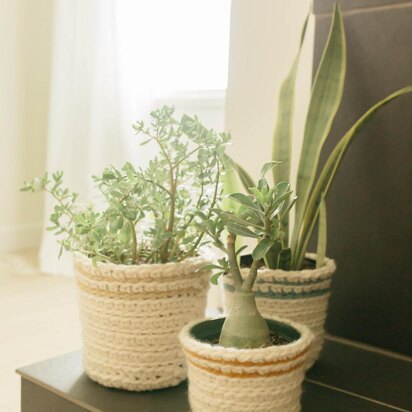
219 290 271 349
241 259 260 292
227 233 243 290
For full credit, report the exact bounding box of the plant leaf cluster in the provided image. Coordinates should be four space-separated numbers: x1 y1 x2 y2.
198 174 294 288
21 106 230 265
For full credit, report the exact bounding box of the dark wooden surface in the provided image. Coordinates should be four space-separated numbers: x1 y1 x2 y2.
17 338 412 411
312 0 412 355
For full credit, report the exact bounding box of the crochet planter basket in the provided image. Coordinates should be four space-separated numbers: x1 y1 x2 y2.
180 316 313 412
222 254 336 367
74 254 211 391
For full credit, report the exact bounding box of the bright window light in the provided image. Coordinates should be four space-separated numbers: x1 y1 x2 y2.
117 0 231 93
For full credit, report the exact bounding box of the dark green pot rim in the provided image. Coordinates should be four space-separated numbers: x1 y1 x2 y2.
189 317 301 346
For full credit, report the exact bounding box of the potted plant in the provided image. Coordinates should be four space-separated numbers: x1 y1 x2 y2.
21 106 230 391
180 175 314 412
224 5 412 366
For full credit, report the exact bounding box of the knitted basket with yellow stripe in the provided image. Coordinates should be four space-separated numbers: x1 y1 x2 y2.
222 254 336 368
74 253 211 391
180 316 313 412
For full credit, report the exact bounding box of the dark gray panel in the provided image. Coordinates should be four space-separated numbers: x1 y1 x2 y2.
313 0 412 14
312 4 412 354
21 379 86 412
307 339 412 410
302 381 397 412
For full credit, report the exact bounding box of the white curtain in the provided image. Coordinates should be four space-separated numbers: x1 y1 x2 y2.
40 0 157 275
39 0 230 275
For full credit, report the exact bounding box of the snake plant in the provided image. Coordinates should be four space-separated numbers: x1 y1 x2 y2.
227 5 412 270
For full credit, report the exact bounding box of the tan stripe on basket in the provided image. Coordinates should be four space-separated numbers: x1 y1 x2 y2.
188 358 304 378
77 280 207 300
75 266 206 284
184 346 309 367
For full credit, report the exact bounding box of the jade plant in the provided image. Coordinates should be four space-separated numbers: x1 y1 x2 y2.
199 173 294 348
21 106 230 264
226 5 412 271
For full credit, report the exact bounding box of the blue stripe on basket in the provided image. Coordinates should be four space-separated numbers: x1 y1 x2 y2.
223 284 330 299
255 277 330 286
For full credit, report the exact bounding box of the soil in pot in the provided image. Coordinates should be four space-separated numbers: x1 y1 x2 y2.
190 317 301 346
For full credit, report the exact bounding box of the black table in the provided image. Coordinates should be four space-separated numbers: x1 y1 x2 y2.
17 337 412 412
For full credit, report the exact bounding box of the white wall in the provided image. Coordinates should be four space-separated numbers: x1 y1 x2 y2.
225 0 314 192
0 0 53 252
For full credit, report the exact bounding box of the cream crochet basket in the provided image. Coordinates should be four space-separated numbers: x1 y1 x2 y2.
74 253 211 391
222 254 336 367
180 316 313 412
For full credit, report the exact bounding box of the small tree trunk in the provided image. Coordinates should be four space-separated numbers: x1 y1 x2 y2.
219 290 271 349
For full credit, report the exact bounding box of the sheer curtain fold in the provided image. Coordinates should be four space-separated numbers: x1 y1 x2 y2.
40 0 154 275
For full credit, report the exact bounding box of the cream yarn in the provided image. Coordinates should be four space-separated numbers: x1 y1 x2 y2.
74 253 211 391
222 254 336 367
180 316 313 412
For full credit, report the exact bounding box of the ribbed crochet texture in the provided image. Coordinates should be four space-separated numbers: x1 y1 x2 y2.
74 253 211 391
180 316 313 412
222 254 336 367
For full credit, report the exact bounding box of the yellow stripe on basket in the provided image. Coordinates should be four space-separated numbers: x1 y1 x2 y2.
188 358 304 378
184 346 309 367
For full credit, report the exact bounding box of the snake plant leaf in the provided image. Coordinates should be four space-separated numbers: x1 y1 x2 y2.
293 5 346 245
272 14 308 245
223 154 256 194
278 248 292 270
264 241 282 269
316 194 327 269
221 153 241 211
272 14 309 186
292 85 412 269
252 238 274 261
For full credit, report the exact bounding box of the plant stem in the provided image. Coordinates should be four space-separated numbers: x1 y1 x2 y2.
241 259 261 292
129 219 138 264
227 233 243 290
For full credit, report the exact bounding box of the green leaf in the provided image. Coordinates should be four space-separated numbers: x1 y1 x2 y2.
252 239 274 261
103 171 116 180
119 224 132 243
228 193 260 211
293 5 346 244
221 154 241 212
235 245 248 256
278 248 292 270
260 161 281 178
215 209 261 229
210 272 224 285
316 194 327 269
109 218 119 233
292 85 412 269
223 154 256 193
226 223 260 238
264 241 282 269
